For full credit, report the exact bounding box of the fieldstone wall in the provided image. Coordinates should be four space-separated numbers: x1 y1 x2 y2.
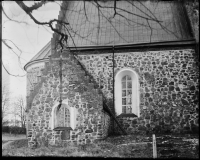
27 64 44 96
78 49 199 134
78 54 114 112
26 51 110 147
102 110 111 138
26 48 198 147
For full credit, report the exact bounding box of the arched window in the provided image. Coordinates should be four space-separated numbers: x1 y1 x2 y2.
122 75 132 113
115 68 140 117
55 104 70 128
50 102 77 130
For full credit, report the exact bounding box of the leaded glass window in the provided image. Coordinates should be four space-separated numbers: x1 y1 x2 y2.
122 75 132 113
64 107 70 127
56 105 70 127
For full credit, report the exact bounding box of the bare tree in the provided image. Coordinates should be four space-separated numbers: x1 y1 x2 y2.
12 96 26 128
2 82 10 126
2 0 195 76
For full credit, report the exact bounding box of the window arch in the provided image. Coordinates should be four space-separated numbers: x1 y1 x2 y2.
55 104 70 128
50 101 77 130
115 68 140 117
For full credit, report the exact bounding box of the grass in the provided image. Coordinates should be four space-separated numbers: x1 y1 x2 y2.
9 139 28 148
2 138 151 157
2 133 26 141
2 140 9 145
2 133 27 148
2 134 199 158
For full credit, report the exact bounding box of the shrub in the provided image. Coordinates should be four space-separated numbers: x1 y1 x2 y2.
2 126 10 133
2 126 26 135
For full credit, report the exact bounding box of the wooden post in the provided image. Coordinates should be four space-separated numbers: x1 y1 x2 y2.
153 134 157 158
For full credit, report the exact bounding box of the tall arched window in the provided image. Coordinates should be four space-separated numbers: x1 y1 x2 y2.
55 104 70 128
122 75 132 113
115 68 140 117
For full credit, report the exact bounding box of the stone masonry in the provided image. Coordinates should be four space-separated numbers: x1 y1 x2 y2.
26 51 110 147
78 48 199 134
26 48 199 147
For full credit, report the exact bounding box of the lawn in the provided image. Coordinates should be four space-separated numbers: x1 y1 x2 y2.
2 134 199 158
2 133 26 141
2 133 26 145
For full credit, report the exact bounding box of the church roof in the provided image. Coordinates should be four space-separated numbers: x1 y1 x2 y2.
62 1 192 47
25 1 193 69
28 41 51 62
24 41 51 70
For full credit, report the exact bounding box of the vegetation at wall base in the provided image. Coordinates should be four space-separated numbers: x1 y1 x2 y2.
2 134 198 158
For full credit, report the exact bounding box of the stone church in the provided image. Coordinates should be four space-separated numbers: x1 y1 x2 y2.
24 1 199 147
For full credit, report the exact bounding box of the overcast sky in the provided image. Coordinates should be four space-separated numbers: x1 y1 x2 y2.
2 1 61 99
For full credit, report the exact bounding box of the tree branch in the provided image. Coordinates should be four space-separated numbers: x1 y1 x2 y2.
136 0 179 39
147 20 152 43
1 5 28 25
1 60 26 77
15 1 69 49
92 1 129 43
113 0 117 18
83 0 89 21
26 1 50 13
94 1 162 22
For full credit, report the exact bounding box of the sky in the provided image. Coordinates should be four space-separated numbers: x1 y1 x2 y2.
2 1 61 99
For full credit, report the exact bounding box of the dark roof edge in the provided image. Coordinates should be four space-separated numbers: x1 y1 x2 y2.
28 41 51 62
24 58 49 71
69 39 196 52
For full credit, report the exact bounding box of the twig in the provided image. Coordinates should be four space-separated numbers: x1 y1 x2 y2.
147 20 152 43
92 1 129 43
94 1 162 22
83 0 88 21
113 0 117 18
1 60 26 77
1 5 28 25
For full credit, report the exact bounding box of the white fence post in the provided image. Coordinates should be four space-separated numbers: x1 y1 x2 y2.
153 134 157 158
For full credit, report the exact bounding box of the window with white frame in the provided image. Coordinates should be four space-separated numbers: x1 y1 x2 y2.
50 102 77 130
115 68 140 117
122 75 132 113
55 104 70 128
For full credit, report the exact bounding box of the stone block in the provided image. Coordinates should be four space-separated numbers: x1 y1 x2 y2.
181 99 189 105
85 129 93 133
